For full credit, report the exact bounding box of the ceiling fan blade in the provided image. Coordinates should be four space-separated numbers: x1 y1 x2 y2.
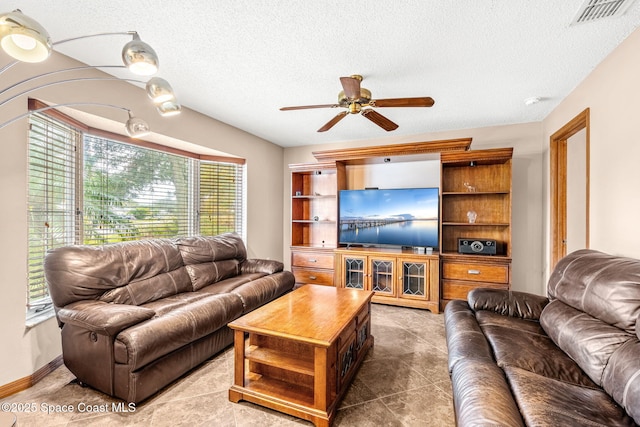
361 109 399 131
371 97 435 108
340 76 361 100
317 111 348 132
280 104 340 111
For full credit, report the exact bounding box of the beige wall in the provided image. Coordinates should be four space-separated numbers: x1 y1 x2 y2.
0 53 285 386
542 27 640 279
283 121 547 296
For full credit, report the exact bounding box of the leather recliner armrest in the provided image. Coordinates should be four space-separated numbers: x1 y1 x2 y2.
240 259 284 275
57 300 155 336
468 288 549 320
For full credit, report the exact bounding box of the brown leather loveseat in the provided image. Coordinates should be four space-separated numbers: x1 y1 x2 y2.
44 233 295 403
445 249 640 426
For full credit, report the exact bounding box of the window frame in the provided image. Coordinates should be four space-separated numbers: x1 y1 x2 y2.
26 99 246 323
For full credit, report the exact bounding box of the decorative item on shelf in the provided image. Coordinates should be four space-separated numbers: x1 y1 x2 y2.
295 191 302 196
467 210 477 224
463 182 476 192
0 9 181 134
313 216 319 221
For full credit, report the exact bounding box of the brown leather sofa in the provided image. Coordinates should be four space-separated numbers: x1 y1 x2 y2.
44 233 295 403
445 249 640 426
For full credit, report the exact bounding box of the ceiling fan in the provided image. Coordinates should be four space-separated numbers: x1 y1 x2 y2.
280 75 435 132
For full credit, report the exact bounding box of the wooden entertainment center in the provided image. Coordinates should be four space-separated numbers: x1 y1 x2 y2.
289 138 513 312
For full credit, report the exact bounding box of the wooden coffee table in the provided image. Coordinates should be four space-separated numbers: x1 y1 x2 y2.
228 284 374 427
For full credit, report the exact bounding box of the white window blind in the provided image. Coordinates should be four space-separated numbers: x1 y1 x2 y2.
199 161 244 236
27 114 79 312
82 135 195 244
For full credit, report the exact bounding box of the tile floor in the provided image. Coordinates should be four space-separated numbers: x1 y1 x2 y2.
1 304 455 426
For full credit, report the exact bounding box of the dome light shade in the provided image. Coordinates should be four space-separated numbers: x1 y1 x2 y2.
125 112 150 138
146 77 174 103
0 9 52 62
156 100 181 117
122 33 158 76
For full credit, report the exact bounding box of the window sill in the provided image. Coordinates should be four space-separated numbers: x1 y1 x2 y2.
26 307 56 329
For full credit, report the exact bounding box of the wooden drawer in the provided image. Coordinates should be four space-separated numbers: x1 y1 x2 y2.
442 261 509 284
442 279 508 301
291 251 334 269
356 304 370 325
291 267 335 286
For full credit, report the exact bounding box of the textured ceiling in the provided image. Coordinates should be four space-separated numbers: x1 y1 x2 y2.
4 1 640 147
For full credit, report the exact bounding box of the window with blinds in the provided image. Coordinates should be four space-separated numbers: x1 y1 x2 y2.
27 114 80 312
27 112 245 319
82 135 196 244
199 161 244 236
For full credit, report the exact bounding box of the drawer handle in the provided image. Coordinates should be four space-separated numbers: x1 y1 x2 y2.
309 259 317 263
309 275 317 280
468 269 481 275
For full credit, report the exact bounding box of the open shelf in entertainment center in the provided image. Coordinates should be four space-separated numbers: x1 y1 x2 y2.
440 147 513 309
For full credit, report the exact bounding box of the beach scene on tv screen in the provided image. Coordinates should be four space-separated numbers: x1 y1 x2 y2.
339 188 439 248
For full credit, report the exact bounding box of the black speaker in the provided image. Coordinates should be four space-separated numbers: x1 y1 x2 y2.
458 238 501 255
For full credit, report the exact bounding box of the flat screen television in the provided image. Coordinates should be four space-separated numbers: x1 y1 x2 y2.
339 187 439 248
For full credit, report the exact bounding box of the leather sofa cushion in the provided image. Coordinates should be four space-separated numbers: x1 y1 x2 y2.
231 272 296 313
114 293 243 369
57 300 155 336
186 260 241 291
99 267 192 305
483 323 597 388
451 358 525 427
468 288 549 320
45 238 185 307
141 292 212 316
198 273 266 295
541 299 633 387
601 338 640 424
241 258 284 275
547 249 640 334
476 310 546 335
504 365 637 427
176 233 247 265
444 300 496 373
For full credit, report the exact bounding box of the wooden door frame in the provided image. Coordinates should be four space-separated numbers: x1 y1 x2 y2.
550 108 590 269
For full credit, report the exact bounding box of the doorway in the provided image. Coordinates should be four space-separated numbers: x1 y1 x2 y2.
550 108 590 269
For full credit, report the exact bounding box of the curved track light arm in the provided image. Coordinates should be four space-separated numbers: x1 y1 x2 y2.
0 101 129 129
0 65 126 96
0 31 141 75
0 76 146 108
0 101 151 138
53 31 137 46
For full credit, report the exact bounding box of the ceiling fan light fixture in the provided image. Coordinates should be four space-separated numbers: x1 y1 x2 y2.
125 111 150 138
146 77 175 103
348 102 361 114
122 33 159 76
0 9 52 63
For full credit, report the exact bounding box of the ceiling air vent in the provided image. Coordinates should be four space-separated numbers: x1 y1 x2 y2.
571 0 637 25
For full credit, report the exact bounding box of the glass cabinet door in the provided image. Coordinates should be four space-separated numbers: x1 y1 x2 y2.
371 258 395 296
343 256 365 289
400 260 427 299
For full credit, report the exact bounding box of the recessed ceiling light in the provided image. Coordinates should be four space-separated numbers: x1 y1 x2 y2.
524 96 541 106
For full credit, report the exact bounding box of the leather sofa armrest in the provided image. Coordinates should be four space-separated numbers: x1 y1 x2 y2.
240 259 284 275
57 300 155 336
468 288 549 320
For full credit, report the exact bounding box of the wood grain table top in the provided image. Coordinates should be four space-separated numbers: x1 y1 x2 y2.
228 285 373 346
